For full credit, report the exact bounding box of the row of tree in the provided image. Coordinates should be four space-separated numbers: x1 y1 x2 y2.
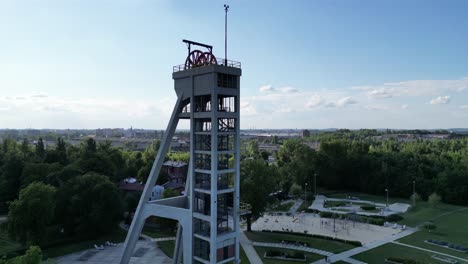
239 133 468 229
0 137 165 247
273 135 468 205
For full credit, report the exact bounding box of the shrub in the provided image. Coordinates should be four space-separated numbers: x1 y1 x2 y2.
319 212 333 218
386 214 404 222
361 205 376 211
387 257 426 264
423 222 436 230
265 250 282 257
290 252 305 259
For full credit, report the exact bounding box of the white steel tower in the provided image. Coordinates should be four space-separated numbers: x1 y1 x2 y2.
119 40 242 264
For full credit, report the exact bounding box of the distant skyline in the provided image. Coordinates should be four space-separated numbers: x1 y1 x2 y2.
1 0 468 129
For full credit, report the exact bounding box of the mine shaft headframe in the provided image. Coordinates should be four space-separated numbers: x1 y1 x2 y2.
183 39 217 70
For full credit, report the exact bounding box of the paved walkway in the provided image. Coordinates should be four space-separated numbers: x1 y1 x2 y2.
239 231 263 264
253 241 333 256
55 240 172 264
252 241 367 264
151 237 176 242
392 241 468 263
289 199 304 214
311 227 417 263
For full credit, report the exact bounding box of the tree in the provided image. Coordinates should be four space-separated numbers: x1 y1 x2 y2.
35 138 45 160
56 173 123 236
240 158 278 231
8 182 56 245
163 188 178 198
0 245 43 264
245 140 259 158
20 162 62 188
428 192 441 207
0 153 24 212
20 139 30 159
289 183 302 197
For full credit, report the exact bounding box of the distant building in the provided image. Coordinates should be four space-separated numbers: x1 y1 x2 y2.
162 160 188 183
151 185 165 201
302 129 311 138
258 143 280 153
118 177 144 192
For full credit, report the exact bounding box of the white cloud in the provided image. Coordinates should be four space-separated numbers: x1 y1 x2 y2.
354 77 468 97
305 95 324 108
31 94 48 98
401 104 409 109
430 96 451 105
335 97 357 107
367 88 395 99
278 86 299 93
461 105 468 109
259 85 275 92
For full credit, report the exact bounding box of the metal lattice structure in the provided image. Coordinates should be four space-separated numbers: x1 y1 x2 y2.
119 40 242 264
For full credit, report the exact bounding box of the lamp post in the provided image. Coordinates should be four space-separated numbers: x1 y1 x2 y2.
304 183 308 204
224 4 229 65
314 173 318 197
385 188 389 208
413 181 416 207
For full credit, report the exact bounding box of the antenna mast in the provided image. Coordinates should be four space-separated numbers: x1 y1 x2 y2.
224 4 229 66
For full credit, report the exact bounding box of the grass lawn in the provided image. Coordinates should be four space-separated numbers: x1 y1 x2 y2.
157 240 175 258
245 231 355 253
142 227 176 239
354 243 452 264
42 228 127 258
0 228 23 257
398 209 468 260
324 201 346 208
297 200 313 212
254 246 323 263
399 201 466 226
328 191 467 227
269 201 294 212
240 246 251 264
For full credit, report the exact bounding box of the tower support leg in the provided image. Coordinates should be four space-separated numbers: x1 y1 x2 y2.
119 93 184 264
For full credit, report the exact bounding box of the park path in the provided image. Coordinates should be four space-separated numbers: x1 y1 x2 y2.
311 227 416 263
252 242 366 264
288 199 304 214
150 237 176 242
253 241 333 257
392 241 468 263
239 231 263 264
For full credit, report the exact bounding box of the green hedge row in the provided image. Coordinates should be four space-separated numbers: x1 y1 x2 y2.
260 230 362 246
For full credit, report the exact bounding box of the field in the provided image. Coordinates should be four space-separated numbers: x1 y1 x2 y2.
328 192 467 227
398 209 468 260
42 229 127 258
354 243 449 263
245 231 356 253
254 246 323 263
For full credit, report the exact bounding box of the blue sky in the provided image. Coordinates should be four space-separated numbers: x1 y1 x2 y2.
1 0 468 129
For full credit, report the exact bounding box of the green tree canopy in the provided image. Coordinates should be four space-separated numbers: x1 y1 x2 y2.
56 172 123 237
8 182 56 245
240 158 278 231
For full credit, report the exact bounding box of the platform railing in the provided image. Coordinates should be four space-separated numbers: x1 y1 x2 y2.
173 58 241 72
